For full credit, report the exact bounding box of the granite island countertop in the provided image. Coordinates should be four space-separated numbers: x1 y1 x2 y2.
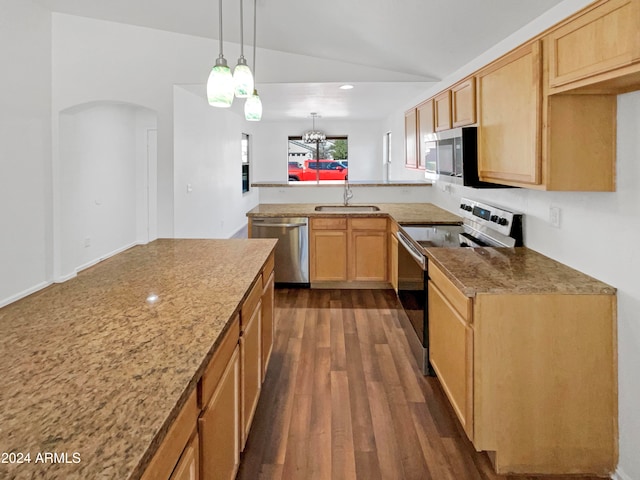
246 202 462 225
424 246 615 297
0 238 277 480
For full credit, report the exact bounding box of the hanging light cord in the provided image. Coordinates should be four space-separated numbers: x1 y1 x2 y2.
239 0 245 59
218 0 224 59
252 0 257 79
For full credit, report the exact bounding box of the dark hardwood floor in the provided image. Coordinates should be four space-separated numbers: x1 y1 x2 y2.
237 288 606 480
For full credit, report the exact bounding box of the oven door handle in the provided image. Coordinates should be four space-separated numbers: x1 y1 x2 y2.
397 231 426 269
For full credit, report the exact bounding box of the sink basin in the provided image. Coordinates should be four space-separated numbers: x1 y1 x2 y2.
314 205 381 213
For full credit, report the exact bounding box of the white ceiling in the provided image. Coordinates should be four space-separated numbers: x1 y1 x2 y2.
35 0 564 120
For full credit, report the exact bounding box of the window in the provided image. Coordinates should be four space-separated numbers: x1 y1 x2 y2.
242 133 250 194
287 136 348 183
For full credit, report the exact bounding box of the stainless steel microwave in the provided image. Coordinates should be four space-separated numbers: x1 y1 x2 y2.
424 126 507 188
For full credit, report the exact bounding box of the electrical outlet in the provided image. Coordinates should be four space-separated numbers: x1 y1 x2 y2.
84 237 91 248
549 206 561 228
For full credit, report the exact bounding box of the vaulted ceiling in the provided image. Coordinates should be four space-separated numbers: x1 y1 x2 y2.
35 0 564 120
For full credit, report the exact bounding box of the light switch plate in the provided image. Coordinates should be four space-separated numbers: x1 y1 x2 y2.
549 206 561 228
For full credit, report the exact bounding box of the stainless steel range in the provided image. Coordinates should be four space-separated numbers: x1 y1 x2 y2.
396 197 523 375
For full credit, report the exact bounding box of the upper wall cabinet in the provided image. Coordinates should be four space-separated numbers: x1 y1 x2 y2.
434 91 452 131
417 99 435 170
547 0 640 93
451 78 477 127
404 108 418 169
477 39 616 191
477 42 542 186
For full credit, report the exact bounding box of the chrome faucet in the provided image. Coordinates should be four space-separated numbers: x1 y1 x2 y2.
343 178 354 206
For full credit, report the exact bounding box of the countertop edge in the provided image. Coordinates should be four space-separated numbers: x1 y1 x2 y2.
251 181 432 188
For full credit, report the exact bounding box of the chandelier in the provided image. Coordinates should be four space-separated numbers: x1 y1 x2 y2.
303 113 326 143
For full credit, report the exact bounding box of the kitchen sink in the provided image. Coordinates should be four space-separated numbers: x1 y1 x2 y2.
314 205 381 212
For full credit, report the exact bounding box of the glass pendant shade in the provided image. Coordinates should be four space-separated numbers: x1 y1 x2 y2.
207 58 235 107
244 89 262 121
233 58 254 98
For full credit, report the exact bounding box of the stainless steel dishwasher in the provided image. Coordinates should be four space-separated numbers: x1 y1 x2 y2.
251 217 309 286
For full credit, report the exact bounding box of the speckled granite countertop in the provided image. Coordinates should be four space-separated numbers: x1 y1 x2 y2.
0 239 277 480
246 203 462 225
425 247 615 296
251 180 432 187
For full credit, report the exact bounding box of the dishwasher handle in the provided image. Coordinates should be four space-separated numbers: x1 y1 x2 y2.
253 221 307 228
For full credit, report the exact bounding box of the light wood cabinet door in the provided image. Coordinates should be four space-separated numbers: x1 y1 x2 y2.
310 229 348 282
477 41 542 186
434 90 452 131
241 297 262 449
199 346 240 480
404 109 418 168
170 431 199 480
547 0 640 90
451 77 476 127
261 270 275 379
428 280 473 441
349 230 387 282
417 99 435 170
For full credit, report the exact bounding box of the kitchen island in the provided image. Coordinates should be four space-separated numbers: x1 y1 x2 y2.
0 238 276 480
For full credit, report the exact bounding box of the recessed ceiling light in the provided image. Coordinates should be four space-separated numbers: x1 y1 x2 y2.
339 84 354 90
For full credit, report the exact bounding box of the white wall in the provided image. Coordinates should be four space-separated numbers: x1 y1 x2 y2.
0 0 52 306
58 103 156 279
173 87 259 238
51 13 427 242
381 0 639 477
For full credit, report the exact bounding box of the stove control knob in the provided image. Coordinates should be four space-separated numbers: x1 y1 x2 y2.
465 205 473 211
490 215 499 223
460 203 466 209
498 217 509 226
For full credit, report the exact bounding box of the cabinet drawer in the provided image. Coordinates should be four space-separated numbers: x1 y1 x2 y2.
349 217 387 231
429 263 472 322
200 314 240 408
262 252 275 287
311 217 348 230
141 388 199 480
241 277 263 327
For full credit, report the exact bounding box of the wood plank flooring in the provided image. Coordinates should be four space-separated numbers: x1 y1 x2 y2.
237 289 607 480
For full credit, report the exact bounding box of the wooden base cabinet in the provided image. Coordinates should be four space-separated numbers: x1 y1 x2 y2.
428 275 473 441
349 219 387 282
170 430 199 480
261 270 275 379
428 263 618 475
310 216 388 286
310 217 348 282
199 346 240 480
240 279 263 449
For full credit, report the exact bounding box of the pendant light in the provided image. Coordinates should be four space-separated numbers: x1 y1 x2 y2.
303 113 326 143
233 0 254 98
244 0 262 121
207 0 235 107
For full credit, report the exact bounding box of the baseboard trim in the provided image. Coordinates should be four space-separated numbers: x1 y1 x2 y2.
311 281 392 289
0 280 53 308
55 241 140 283
613 467 633 480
